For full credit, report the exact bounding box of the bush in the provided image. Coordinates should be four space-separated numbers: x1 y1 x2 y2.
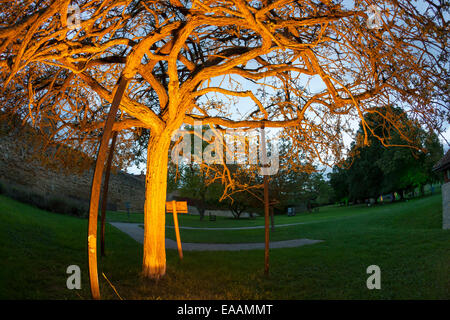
47 197 68 214
6 187 35 205
28 193 49 210
47 196 88 218
3 184 87 218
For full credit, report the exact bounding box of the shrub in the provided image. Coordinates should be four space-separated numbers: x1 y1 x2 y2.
6 187 32 204
28 193 49 210
2 184 87 218
47 197 87 218
6 187 49 210
47 197 68 214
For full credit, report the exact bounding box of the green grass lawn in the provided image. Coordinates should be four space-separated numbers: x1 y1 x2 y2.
107 203 383 228
0 193 449 299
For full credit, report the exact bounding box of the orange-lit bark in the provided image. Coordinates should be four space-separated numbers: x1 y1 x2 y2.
87 76 129 299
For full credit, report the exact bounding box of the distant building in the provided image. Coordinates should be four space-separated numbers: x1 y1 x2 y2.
433 149 450 229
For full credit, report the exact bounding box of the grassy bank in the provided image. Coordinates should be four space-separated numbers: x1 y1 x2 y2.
0 193 449 299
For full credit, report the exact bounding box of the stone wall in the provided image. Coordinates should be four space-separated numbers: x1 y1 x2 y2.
443 182 450 230
0 132 146 212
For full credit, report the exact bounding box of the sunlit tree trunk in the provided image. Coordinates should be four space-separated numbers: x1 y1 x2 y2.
142 131 172 279
87 76 129 299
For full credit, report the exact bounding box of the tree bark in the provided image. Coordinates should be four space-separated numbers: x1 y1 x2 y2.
87 76 128 299
198 206 205 220
199 192 206 220
142 131 172 279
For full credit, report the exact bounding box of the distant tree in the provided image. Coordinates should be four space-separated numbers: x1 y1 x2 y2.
347 139 384 202
330 106 444 203
328 166 349 204
310 173 334 206
376 126 443 198
177 163 210 219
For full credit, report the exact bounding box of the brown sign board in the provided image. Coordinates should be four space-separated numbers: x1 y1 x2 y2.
166 201 188 214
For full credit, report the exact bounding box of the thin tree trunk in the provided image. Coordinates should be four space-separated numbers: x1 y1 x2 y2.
142 131 172 279
100 131 118 257
199 192 206 220
198 206 205 220
87 76 129 299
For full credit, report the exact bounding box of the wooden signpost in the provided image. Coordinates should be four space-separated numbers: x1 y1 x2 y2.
166 200 187 260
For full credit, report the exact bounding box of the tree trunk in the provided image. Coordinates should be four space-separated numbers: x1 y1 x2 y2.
229 205 238 219
199 192 206 220
100 131 118 257
142 131 172 279
198 206 205 220
87 76 129 299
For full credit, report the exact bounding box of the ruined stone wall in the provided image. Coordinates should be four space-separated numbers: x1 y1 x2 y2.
0 132 145 212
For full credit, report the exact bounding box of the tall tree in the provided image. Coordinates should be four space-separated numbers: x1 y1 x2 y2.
330 106 444 202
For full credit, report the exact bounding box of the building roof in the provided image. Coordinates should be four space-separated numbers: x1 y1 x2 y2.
433 149 450 172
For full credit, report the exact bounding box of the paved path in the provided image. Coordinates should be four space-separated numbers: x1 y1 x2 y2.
109 222 323 251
